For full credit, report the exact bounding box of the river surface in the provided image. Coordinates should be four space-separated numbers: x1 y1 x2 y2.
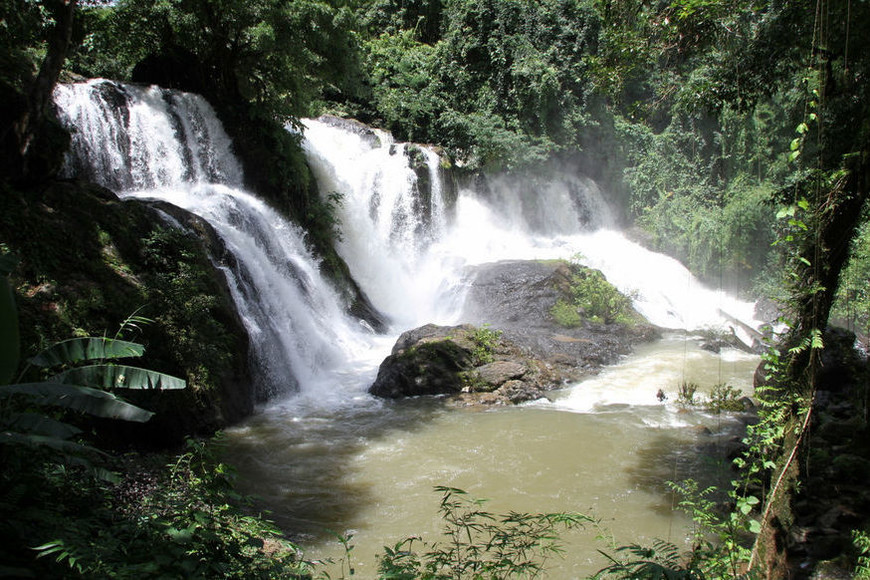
224 336 759 578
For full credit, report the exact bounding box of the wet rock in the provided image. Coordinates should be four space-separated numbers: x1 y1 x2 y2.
369 330 473 398
314 115 381 149
461 260 660 365
470 361 527 390
370 324 556 404
497 380 545 404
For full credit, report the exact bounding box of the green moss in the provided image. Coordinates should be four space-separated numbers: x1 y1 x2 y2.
551 299 583 327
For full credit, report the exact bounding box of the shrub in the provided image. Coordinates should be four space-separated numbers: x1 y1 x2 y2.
551 263 639 327
470 324 502 365
705 383 745 414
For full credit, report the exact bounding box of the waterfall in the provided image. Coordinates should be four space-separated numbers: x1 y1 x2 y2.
301 118 464 329
300 118 761 341
54 79 760 408
54 80 383 403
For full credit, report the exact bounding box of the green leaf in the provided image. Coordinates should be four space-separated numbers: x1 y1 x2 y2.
776 205 796 219
29 338 145 368
6 412 82 439
748 519 762 534
0 382 155 422
51 364 186 390
0 431 102 457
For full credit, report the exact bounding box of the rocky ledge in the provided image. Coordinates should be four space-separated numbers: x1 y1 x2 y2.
369 260 661 405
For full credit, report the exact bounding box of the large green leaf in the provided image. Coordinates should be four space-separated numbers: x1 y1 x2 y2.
51 365 187 391
0 431 102 457
0 382 155 422
6 412 82 439
0 276 19 385
28 337 145 368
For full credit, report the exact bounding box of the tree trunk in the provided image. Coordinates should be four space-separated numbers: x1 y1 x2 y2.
1 0 77 183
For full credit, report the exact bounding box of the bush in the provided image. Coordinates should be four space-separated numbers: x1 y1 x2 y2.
3 438 311 578
551 298 583 327
705 383 745 414
550 263 638 327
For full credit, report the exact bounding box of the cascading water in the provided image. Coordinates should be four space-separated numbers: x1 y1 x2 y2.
301 118 464 329
53 80 384 403
301 117 761 342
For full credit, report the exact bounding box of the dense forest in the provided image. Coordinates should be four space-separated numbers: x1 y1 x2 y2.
1 0 869 577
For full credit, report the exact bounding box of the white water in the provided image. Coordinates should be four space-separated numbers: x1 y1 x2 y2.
54 80 387 402
55 83 763 576
302 118 761 340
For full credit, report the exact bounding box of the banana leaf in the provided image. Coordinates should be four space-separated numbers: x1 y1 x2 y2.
6 411 82 439
0 382 155 422
51 364 187 391
0 431 103 457
29 337 145 368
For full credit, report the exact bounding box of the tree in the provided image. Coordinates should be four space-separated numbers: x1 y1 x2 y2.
0 0 78 183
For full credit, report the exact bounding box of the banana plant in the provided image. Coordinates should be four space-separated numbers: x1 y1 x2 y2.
0 253 186 468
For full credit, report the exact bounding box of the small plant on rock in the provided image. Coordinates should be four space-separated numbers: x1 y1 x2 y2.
470 324 502 365
705 383 746 414
677 381 700 407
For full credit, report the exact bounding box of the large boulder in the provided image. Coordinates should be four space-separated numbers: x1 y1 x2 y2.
369 324 474 398
461 260 659 371
369 323 555 404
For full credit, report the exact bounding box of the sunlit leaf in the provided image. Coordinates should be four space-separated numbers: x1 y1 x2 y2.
29 338 145 368
0 382 154 422
50 365 186 390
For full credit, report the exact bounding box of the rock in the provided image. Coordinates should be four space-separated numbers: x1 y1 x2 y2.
369 333 473 398
369 260 665 405
469 361 527 390
369 323 558 403
498 380 545 404
315 115 381 149
461 260 659 365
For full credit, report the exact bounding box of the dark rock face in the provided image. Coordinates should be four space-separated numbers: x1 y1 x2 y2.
315 115 381 149
461 260 659 377
369 261 661 405
783 327 870 577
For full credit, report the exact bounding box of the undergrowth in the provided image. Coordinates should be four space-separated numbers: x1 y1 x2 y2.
0 436 311 578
